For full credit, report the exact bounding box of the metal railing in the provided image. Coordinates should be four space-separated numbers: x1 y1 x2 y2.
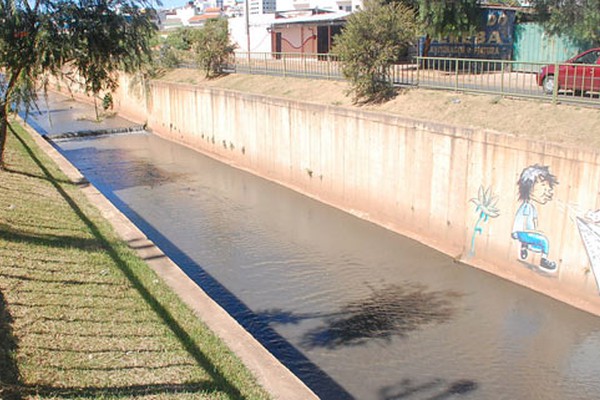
414 57 600 106
221 52 600 106
231 51 344 80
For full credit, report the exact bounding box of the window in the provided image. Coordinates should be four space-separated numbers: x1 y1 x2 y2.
575 51 600 65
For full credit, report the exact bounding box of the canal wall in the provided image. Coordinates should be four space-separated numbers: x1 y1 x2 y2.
102 77 600 315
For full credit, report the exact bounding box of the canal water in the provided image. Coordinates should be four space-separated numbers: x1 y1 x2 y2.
30 94 600 400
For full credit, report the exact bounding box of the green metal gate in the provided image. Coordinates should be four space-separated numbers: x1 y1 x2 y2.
513 22 588 72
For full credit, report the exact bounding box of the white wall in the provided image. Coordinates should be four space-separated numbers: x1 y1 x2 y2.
228 15 274 52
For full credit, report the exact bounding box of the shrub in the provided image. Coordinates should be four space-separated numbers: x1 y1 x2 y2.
333 0 417 104
192 19 236 79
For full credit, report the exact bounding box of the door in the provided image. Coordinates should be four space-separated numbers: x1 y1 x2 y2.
560 49 600 92
585 50 600 92
317 26 329 54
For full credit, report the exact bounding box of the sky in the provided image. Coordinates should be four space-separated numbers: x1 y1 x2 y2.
153 0 190 9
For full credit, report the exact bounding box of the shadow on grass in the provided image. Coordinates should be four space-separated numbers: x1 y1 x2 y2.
0 223 105 252
27 382 225 399
0 270 123 287
1 165 81 185
0 290 22 400
6 124 246 398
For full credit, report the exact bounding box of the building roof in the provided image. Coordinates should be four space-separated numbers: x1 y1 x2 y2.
271 10 349 26
189 14 221 22
162 17 183 25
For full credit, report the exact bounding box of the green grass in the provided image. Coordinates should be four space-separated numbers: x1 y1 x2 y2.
0 122 271 400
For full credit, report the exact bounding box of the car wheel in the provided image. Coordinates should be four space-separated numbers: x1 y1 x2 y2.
542 75 556 95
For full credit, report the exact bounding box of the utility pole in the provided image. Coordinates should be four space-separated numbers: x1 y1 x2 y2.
245 0 251 57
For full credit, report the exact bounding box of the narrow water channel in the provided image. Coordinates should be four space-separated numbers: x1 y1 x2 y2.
30 95 600 400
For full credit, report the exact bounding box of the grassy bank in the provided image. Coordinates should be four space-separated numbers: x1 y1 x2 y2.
0 122 270 399
158 70 600 150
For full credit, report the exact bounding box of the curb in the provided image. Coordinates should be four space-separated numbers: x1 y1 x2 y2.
21 119 319 400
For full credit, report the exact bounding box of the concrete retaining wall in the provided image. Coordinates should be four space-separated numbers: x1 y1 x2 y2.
115 78 600 315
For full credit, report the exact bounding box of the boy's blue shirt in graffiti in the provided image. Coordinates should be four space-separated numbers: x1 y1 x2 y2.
513 201 537 233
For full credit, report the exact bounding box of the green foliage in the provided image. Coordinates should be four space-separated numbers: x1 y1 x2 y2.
531 0 600 46
157 44 182 69
190 19 236 79
333 0 417 104
0 0 157 167
164 27 197 50
387 0 481 38
102 92 113 111
415 0 480 38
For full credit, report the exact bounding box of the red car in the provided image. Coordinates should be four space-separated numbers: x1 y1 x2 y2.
537 48 600 95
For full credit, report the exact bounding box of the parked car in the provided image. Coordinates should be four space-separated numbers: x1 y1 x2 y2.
537 48 600 95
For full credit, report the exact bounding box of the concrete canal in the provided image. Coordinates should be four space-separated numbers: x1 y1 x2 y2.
28 93 600 400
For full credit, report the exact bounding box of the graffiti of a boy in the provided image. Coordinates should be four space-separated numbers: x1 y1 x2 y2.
511 164 559 271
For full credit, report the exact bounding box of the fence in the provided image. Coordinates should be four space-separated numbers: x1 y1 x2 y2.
230 52 344 80
226 51 600 107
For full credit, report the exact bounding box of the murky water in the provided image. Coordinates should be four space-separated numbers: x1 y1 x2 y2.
31 94 600 400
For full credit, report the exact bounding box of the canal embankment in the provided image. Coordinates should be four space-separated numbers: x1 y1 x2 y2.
0 117 316 399
62 71 600 317
27 87 600 399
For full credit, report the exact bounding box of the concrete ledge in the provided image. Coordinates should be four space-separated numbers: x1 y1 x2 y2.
21 119 318 400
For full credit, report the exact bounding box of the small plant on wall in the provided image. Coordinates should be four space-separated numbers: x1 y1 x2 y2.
469 185 500 257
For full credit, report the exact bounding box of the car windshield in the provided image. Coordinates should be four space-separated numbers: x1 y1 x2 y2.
573 51 599 64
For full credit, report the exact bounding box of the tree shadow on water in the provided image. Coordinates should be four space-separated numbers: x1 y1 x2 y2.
381 377 478 400
0 289 22 400
259 283 462 350
302 283 462 350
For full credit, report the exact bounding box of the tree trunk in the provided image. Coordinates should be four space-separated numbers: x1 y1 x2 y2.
0 105 8 170
423 34 431 57
0 69 23 170
94 97 99 121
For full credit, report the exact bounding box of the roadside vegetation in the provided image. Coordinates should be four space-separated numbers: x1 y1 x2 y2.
153 0 600 104
0 0 158 168
332 0 418 103
0 122 270 399
153 19 235 78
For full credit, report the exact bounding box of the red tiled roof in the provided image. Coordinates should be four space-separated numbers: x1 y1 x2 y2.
189 14 220 22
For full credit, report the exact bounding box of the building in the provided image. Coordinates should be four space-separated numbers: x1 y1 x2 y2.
188 8 223 26
229 13 276 52
270 9 348 54
249 0 277 15
277 0 361 12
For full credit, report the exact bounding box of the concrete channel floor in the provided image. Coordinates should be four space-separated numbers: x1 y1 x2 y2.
22 118 319 400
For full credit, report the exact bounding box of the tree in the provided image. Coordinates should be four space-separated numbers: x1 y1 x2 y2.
409 0 480 56
0 0 156 169
190 19 236 79
333 0 418 104
416 0 480 39
165 27 196 51
531 0 600 46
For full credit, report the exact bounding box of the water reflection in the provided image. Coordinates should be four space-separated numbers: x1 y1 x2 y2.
260 283 461 350
65 145 187 190
381 378 478 400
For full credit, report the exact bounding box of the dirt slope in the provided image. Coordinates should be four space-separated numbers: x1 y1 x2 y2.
159 69 600 150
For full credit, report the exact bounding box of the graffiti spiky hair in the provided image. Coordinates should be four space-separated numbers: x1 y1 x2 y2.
517 164 558 201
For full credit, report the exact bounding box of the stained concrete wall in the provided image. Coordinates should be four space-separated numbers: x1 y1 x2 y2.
113 79 600 315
